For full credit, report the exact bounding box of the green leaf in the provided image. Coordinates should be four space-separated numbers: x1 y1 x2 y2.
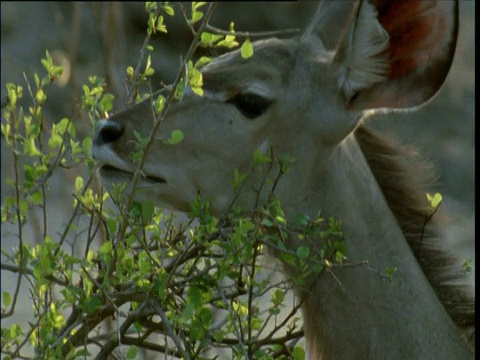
335 251 346 264
191 11 203 25
147 12 156 35
141 201 154 221
194 56 212 68
106 219 117 236
261 218 273 227
7 85 17 107
139 250 151 273
201 32 223 46
2 291 12 308
9 324 23 339
253 148 271 165
98 241 113 255
271 289 285 306
296 246 310 260
191 86 204 96
193 2 207 11
385 267 398 282
166 130 184 145
133 131 149 147
230 168 248 191
154 95 165 114
279 152 295 173
31 190 43 205
180 302 195 323
24 164 36 184
292 346 306 360
35 89 47 104
145 2 157 12
241 38 254 59
145 55 152 72
156 15 167 33
163 4 174 16
280 252 296 267
127 346 138 359
41 50 53 73
294 213 310 227
131 201 142 219
70 139 81 156
174 80 186 100
217 34 239 49
232 300 248 316
75 176 84 192
187 286 203 308
126 66 134 80
426 192 442 210
188 67 203 87
461 258 473 273
82 295 102 314
100 93 114 112
153 274 168 300
82 137 92 156
25 137 43 156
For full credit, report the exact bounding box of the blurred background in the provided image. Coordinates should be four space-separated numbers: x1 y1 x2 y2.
1 1 474 357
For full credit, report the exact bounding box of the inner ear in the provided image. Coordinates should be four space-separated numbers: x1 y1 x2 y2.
335 1 390 105
338 0 458 111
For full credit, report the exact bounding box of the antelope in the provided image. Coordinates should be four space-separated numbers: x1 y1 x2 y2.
92 1 474 358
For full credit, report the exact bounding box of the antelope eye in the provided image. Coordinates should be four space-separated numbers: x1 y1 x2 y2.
228 92 272 119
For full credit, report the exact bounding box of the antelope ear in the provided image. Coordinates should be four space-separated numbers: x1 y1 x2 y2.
301 0 361 56
337 0 458 111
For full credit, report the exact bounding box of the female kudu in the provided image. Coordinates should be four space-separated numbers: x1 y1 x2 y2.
92 1 474 358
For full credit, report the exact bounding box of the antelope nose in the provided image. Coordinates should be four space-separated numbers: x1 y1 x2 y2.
94 120 124 145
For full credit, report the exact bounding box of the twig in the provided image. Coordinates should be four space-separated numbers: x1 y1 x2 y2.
152 302 191 360
205 24 300 38
54 174 95 257
247 238 260 357
124 4 162 104
2 151 23 318
113 2 217 271
419 200 442 243
220 289 249 359
0 263 69 287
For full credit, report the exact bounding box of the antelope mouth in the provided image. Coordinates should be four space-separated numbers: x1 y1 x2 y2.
99 165 167 184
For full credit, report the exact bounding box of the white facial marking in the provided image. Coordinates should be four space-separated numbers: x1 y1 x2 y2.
243 82 274 100
93 145 132 172
259 139 270 154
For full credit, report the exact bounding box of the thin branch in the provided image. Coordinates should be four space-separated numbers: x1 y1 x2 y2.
419 200 442 243
92 303 149 360
2 151 24 318
124 4 160 104
247 239 260 358
205 24 300 38
152 302 191 360
54 174 95 257
220 289 249 359
0 263 69 287
113 3 218 279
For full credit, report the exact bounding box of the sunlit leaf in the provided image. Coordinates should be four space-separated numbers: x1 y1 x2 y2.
241 38 254 59
166 130 184 145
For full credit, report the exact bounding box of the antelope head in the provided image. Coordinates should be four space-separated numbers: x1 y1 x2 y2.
92 1 456 219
